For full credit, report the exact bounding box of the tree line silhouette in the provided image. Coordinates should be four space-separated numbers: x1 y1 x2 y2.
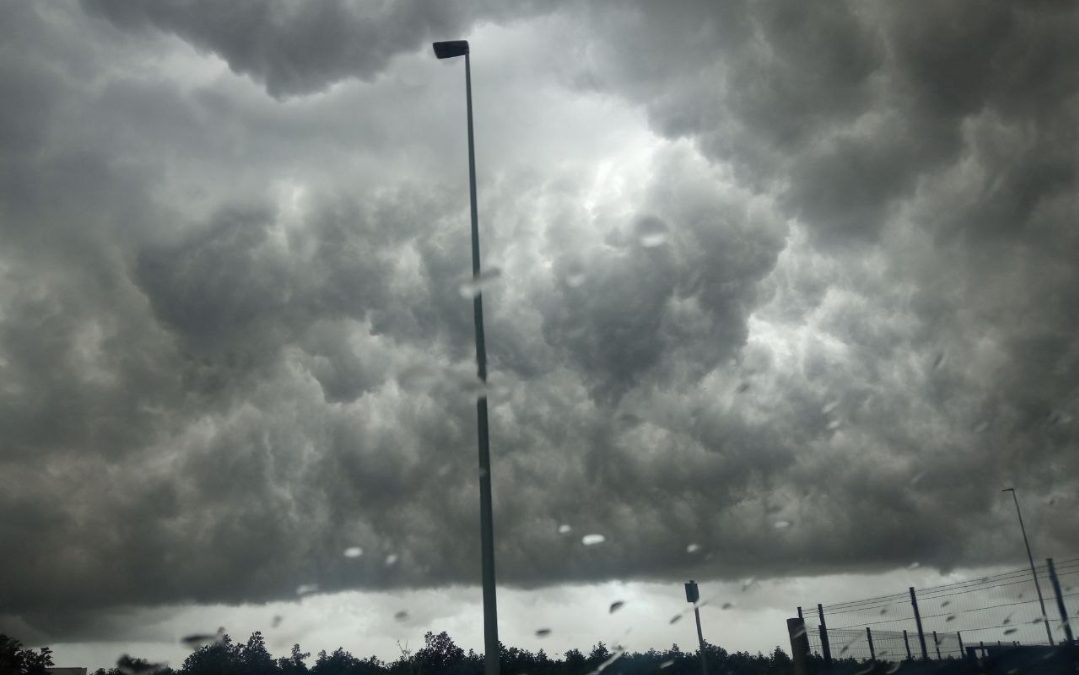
2 629 796 675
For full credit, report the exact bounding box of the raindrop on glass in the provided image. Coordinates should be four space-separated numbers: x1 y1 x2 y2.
660 660 675 669
385 553 399 566
910 471 926 486
721 602 734 610
880 609 888 615
635 216 669 248
945 615 956 622
458 267 503 299
344 546 363 558
886 662 902 674
116 655 167 675
822 400 839 415
272 615 283 628
973 420 989 433
908 562 920 569
792 626 806 639
609 600 625 613
773 520 792 530
558 524 572 534
394 610 409 622
181 628 226 650
1033 616 1044 624
582 533 606 546
535 628 552 638
932 352 946 370
687 543 702 554
941 600 950 608
826 419 841 431
1004 628 1018 635
735 382 751 394
669 614 683 624
296 584 319 596
740 577 756 591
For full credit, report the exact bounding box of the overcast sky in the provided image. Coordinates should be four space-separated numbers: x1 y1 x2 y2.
1 0 1077 671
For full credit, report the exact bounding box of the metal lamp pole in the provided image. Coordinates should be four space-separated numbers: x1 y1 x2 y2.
1002 488 1053 645
433 39 500 675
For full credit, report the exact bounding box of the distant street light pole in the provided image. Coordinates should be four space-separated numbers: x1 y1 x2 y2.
685 581 709 675
432 39 500 675
1002 487 1053 645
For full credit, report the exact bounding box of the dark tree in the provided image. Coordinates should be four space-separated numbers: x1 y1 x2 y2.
0 634 54 675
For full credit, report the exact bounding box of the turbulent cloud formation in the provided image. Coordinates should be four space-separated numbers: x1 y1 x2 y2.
1 0 1077 643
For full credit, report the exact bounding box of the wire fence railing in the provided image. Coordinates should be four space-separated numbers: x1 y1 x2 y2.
794 557 1078 663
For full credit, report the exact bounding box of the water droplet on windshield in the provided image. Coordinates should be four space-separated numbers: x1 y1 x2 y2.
941 600 950 607
945 614 956 622
973 420 990 433
721 602 734 610
822 400 839 414
635 216 669 248
908 562 920 569
773 520 792 530
271 615 283 628
385 553 399 566
558 524 572 534
582 533 606 546
735 382 751 394
458 267 503 299
1032 616 1043 624
660 660 675 669
535 628 551 638
932 352 946 370
687 543 702 554
669 614 683 624
296 584 319 596
880 609 888 615
394 610 409 622
792 626 807 639
910 471 926 486
740 577 756 591
117 655 167 675
1004 628 1018 635
343 547 363 558
826 419 841 431
181 628 226 650
886 663 902 675
609 600 625 613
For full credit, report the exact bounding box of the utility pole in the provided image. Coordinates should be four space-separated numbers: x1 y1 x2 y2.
686 581 709 675
1002 488 1053 645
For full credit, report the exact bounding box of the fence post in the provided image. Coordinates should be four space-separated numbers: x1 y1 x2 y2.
957 631 965 659
910 587 929 660
866 627 876 662
1047 558 1075 645
788 618 811 675
817 604 833 667
932 631 942 660
798 606 804 620
903 630 912 661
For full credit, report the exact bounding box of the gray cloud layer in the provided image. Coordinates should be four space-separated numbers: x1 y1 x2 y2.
1 0 1077 641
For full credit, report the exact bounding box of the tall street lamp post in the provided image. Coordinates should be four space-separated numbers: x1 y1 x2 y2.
432 39 501 675
1002 487 1053 645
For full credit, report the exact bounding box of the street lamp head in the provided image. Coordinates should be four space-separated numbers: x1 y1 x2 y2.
433 40 469 59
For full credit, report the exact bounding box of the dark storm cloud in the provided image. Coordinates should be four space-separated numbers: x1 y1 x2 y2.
80 0 564 98
1 0 1077 643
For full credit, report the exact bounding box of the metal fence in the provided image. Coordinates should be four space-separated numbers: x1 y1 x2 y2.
796 557 1078 663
